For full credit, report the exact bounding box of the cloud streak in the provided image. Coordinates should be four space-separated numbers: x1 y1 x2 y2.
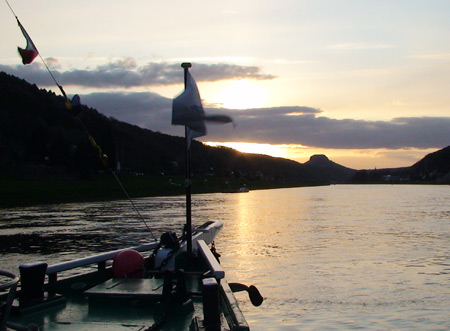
221 114 450 149
82 91 172 130
0 59 275 88
79 91 450 150
327 43 395 50
1 61 448 151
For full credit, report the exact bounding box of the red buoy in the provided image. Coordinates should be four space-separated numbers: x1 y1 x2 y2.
112 249 145 279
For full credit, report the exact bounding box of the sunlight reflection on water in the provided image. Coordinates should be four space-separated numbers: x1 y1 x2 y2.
0 185 449 330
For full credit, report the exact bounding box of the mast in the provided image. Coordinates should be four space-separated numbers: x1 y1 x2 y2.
181 62 193 254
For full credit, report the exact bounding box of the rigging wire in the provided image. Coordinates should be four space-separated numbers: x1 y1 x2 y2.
4 0 157 241
4 0 16 17
111 172 157 241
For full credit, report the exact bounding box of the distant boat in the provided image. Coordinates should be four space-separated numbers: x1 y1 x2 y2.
239 185 250 193
223 183 249 193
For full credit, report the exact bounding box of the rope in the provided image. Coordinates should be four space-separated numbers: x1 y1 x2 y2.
143 302 171 331
4 0 157 241
111 171 157 241
4 0 17 17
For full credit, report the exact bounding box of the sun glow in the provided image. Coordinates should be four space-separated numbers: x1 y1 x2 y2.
205 142 435 170
205 142 307 159
214 80 267 109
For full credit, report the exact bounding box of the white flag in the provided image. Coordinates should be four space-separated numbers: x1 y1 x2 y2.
172 70 234 148
172 71 206 138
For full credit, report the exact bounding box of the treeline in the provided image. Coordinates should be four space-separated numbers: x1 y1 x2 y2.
0 72 322 185
2 71 448 189
351 147 450 184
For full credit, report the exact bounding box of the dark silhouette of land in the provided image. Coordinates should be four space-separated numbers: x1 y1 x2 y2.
1 71 448 206
351 147 450 184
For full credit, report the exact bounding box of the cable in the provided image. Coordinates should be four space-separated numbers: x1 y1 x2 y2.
5 0 157 241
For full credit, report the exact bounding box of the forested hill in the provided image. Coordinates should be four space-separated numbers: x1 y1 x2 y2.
351 146 450 184
0 71 340 185
1 71 449 194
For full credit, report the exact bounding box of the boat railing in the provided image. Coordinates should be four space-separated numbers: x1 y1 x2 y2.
197 240 224 280
42 220 222 291
45 221 221 276
45 242 159 286
0 270 19 330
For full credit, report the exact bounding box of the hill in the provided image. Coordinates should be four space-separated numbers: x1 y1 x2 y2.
409 146 450 182
304 154 356 183
1 71 448 205
350 146 450 183
1 71 350 207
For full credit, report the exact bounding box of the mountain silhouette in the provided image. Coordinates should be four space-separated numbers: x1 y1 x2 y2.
351 146 450 183
409 146 450 182
305 154 356 183
1 71 448 189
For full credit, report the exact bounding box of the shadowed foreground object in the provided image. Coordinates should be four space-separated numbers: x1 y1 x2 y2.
112 249 145 279
229 282 264 307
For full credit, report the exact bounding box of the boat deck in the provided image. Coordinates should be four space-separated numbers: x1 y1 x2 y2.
86 278 165 299
7 274 244 330
11 297 203 330
3 223 250 330
9 276 223 330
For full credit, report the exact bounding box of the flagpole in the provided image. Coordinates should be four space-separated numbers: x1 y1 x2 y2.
181 62 193 255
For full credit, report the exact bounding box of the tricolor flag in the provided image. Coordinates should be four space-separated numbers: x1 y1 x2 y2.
172 71 234 147
17 20 39 65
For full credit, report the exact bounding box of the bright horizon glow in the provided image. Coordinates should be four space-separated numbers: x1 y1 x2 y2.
212 80 267 109
205 142 436 170
206 142 295 158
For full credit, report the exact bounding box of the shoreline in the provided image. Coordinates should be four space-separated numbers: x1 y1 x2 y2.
2 175 446 209
0 174 320 208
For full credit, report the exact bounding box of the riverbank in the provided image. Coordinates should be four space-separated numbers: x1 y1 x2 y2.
0 174 314 208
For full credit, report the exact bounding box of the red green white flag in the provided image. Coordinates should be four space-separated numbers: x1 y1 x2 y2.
17 20 39 65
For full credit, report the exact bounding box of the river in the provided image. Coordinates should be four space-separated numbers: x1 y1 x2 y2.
1 185 449 330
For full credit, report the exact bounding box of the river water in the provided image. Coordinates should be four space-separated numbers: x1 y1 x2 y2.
0 185 449 330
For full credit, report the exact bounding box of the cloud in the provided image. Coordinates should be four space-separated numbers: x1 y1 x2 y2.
78 91 450 150
1 62 447 151
81 91 172 131
409 52 450 60
45 57 62 69
0 59 275 88
191 63 275 81
215 112 450 149
327 43 395 50
0 63 55 86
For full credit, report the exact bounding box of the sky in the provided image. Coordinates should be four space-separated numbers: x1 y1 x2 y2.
1 0 449 169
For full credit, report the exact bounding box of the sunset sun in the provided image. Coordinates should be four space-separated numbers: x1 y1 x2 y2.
215 80 266 109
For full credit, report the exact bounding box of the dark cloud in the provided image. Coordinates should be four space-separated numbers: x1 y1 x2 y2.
0 63 55 86
191 63 275 81
0 59 275 88
78 91 450 150
210 113 450 149
1 62 448 150
82 91 172 130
